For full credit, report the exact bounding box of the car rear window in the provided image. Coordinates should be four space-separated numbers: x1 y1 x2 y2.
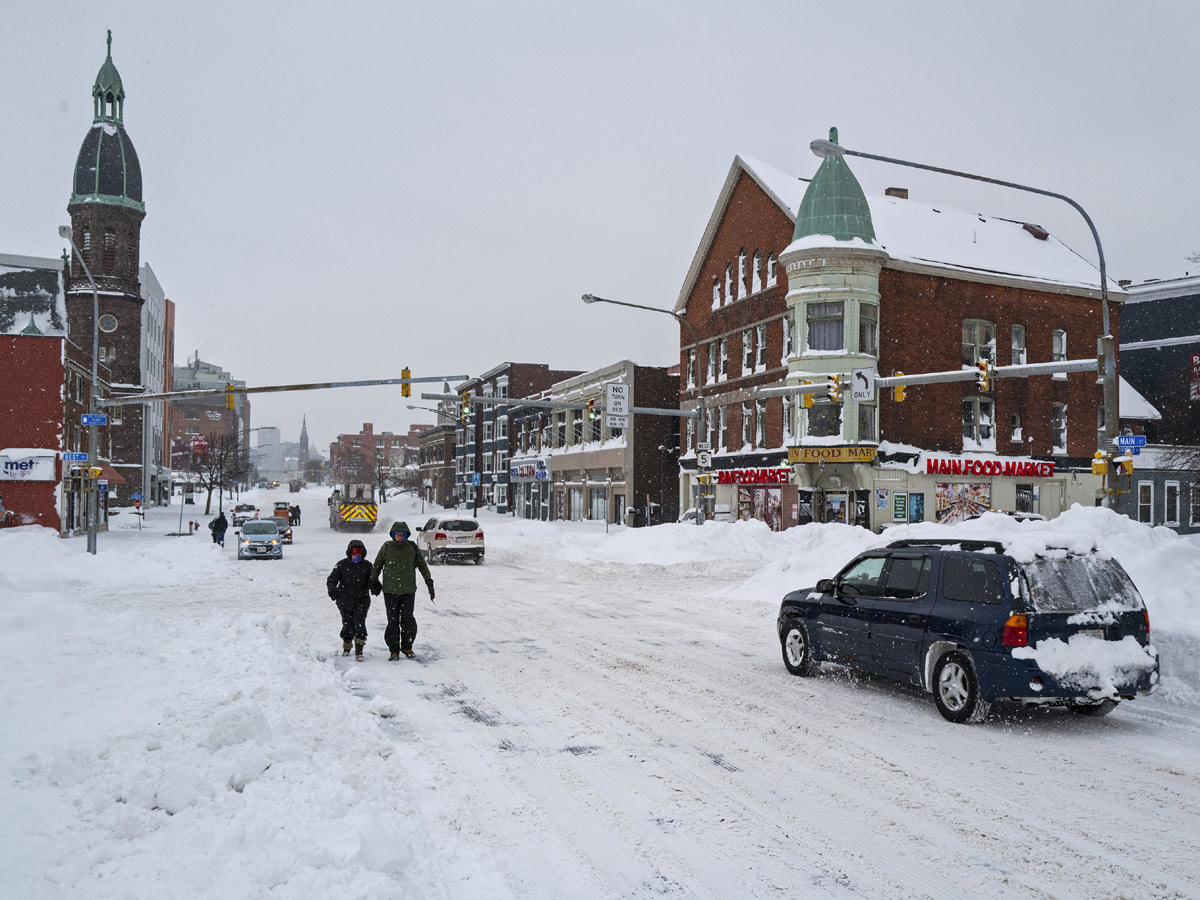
942 556 1004 604
442 520 479 532
243 522 278 535
271 517 289 527
1020 556 1143 612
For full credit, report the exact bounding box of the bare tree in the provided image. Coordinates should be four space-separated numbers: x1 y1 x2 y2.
187 433 247 514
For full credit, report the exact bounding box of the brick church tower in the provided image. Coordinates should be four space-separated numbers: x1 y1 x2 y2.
64 31 148 496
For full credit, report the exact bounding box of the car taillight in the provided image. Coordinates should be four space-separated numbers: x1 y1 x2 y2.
435 532 447 540
1002 614 1028 648
475 532 484 539
1144 609 1150 635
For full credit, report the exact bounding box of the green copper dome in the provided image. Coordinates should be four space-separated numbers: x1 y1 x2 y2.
70 31 144 212
792 128 875 244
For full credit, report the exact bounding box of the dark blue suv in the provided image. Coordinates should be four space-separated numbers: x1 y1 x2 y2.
777 539 1159 723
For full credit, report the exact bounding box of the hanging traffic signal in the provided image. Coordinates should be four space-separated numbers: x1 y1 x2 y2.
225 384 236 410
801 381 815 409
460 393 472 423
401 367 411 398
587 398 597 420
827 374 841 403
892 372 906 402
976 359 993 392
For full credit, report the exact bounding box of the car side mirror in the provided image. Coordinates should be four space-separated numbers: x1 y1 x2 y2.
816 578 835 593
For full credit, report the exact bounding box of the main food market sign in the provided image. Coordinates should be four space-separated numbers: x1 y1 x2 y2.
715 468 791 484
0 454 57 481
926 457 1057 478
788 446 879 464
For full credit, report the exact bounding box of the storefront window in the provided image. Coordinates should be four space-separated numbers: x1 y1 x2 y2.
807 403 841 438
589 488 608 523
807 301 844 351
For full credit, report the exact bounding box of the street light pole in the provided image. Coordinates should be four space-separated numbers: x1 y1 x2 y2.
60 225 101 554
810 137 1119 506
581 293 708 524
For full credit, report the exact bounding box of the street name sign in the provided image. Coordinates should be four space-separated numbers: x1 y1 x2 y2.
81 413 107 426
63 452 89 462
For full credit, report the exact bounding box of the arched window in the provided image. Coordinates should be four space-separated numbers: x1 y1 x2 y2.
751 251 762 294
767 253 778 287
724 264 733 301
737 250 747 300
712 276 721 309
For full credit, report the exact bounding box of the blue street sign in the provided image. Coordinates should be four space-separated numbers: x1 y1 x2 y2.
81 413 108 426
130 491 144 500
472 473 481 486
1114 434 1147 448
63 452 89 461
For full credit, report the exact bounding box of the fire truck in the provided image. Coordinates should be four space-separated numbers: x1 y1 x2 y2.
328 482 378 531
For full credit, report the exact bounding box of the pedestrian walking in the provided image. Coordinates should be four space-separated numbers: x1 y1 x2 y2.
327 539 373 660
290 504 301 526
210 511 228 547
370 521 434 660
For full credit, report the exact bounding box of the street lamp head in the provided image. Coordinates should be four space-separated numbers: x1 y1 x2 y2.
58 225 72 240
581 293 598 304
810 138 845 159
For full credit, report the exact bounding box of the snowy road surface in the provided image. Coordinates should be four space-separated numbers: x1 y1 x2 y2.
3 489 1200 899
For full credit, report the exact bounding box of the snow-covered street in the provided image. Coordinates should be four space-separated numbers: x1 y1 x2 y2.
4 489 1200 899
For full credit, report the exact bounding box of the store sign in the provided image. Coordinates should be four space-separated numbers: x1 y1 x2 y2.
1191 353 1200 401
0 454 57 481
925 457 1056 478
788 446 878 464
715 468 790 485
509 457 549 482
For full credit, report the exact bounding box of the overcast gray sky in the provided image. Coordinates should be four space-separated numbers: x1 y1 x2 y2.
4 1 1198 452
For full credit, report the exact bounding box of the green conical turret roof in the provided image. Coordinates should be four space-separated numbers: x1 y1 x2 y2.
792 128 876 244
93 30 125 121
71 31 144 211
20 313 43 336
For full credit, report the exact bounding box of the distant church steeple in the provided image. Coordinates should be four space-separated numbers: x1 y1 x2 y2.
298 415 310 473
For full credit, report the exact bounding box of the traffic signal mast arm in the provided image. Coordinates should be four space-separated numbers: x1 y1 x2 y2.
420 392 696 419
95 373 467 407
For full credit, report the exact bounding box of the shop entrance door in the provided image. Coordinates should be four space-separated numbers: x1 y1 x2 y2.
824 492 850 524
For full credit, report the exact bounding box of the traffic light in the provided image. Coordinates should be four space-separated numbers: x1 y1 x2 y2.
801 381 814 408
827 374 841 403
460 392 472 423
1091 452 1109 476
225 384 235 410
892 372 906 402
587 398 597 420
401 367 411 398
976 359 993 392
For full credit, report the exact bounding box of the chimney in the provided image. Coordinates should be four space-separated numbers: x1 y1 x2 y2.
885 187 908 200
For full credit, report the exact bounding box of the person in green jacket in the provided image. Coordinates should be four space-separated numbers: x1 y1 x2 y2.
371 520 434 659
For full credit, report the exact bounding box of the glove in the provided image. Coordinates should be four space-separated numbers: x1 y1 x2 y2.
427 583 435 602
328 592 337 602
370 579 383 596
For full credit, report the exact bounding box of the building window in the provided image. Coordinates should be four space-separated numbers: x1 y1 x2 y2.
590 412 601 442
103 228 116 276
1052 329 1067 379
807 403 841 439
756 323 767 368
712 277 721 309
858 403 876 443
719 338 728 378
743 329 754 372
1191 484 1200 526
110 407 123 425
685 417 695 453
497 417 508 438
751 251 762 294
352 438 361 447
767 252 778 287
572 413 582 445
782 311 794 360
686 348 696 388
1012 325 1027 365
807 301 844 351
859 304 878 356
1138 482 1153 524
1051 402 1067 454
756 398 767 447
742 401 753 447
1011 413 1023 442
1165 481 1180 526
555 414 565 447
707 341 717 382
962 319 996 366
483 422 493 442
725 264 733 301
718 406 728 449
783 396 795 444
483 454 493 474
962 397 996 450
737 250 747 300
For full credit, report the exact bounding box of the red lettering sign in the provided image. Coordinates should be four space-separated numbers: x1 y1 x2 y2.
715 468 791 485
925 457 1055 478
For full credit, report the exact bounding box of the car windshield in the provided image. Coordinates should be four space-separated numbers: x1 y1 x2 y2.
441 520 479 532
1020 555 1143 612
243 522 278 535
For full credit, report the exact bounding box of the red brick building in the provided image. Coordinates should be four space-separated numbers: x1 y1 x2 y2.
329 423 426 483
673 149 1119 529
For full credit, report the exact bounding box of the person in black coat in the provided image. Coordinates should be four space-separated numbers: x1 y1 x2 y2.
210 512 228 547
326 539 373 660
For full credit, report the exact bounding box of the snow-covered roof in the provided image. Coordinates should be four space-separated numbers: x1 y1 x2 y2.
0 254 66 337
677 155 1125 311
1119 375 1161 420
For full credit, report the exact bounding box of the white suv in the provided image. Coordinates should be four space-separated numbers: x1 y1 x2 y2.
415 516 484 565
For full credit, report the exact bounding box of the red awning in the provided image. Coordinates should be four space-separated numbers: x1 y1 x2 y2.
96 463 127 485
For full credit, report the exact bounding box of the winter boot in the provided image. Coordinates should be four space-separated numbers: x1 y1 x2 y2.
342 641 351 657
402 648 415 659
354 640 365 662
389 652 400 661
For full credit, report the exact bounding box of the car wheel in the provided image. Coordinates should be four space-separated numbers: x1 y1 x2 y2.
933 651 991 724
1069 698 1118 717
474 553 484 565
780 619 816 676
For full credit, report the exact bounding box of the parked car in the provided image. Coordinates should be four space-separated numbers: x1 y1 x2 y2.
236 519 283 560
414 516 484 564
776 538 1159 723
232 503 259 527
269 516 293 544
677 504 736 524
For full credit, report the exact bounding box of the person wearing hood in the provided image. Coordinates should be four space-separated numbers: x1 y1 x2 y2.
327 539 373 660
371 521 434 660
210 511 228 547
